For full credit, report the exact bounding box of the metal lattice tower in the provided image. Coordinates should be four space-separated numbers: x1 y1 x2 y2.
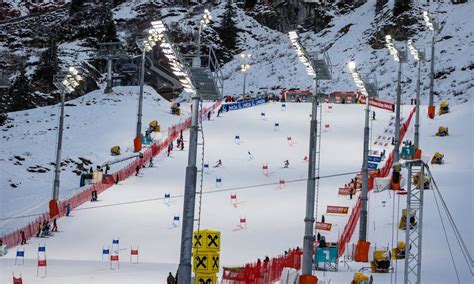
96 42 126 93
404 160 426 284
182 45 224 101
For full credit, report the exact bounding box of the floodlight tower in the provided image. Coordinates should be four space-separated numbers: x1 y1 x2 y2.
423 10 438 119
288 30 331 282
133 27 161 152
385 35 407 163
240 53 251 97
348 61 378 241
151 20 198 284
194 8 212 68
407 39 425 152
49 67 83 217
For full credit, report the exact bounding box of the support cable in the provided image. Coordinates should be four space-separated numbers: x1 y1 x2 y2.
0 170 362 222
390 187 396 284
425 166 473 274
394 192 400 283
431 186 461 283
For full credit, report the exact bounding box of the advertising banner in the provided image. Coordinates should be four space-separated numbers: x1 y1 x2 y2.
326 205 349 214
223 98 266 112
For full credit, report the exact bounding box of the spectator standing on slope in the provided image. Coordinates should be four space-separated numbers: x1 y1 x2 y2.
149 158 154 167
65 202 71 216
20 230 26 245
36 222 42 237
52 219 58 232
167 272 176 284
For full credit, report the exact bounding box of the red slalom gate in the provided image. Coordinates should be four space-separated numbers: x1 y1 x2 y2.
222 249 302 284
337 107 416 256
1 101 222 249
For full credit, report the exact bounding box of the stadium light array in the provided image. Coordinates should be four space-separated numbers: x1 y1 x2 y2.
347 61 368 97
151 20 194 93
288 31 315 77
385 35 400 62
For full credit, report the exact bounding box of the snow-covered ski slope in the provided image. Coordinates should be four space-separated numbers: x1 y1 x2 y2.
349 100 473 284
0 86 191 234
2 101 417 283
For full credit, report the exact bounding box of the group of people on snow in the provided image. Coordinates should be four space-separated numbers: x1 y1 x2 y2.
35 219 57 238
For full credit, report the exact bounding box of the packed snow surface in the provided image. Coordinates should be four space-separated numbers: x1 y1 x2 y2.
8 100 468 283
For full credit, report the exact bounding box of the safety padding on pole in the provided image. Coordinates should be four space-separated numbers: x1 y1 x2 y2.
133 136 142 152
48 200 59 219
414 148 422 159
428 105 435 119
299 274 318 284
354 240 371 262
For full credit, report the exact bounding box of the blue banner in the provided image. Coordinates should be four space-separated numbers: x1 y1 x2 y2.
222 98 266 112
368 162 379 169
368 155 382 163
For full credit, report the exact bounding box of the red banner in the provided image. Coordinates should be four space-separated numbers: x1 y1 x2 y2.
327 205 349 214
316 222 332 231
359 96 395 112
338 187 351 195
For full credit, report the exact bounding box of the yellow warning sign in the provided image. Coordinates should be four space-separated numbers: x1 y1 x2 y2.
193 251 219 274
195 273 217 284
193 230 220 251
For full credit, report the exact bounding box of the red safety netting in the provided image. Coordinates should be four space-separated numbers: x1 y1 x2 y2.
337 107 416 256
222 249 303 284
1 101 222 248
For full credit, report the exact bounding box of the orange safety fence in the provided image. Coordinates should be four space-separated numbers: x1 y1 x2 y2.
1 101 222 248
221 249 303 284
337 107 416 256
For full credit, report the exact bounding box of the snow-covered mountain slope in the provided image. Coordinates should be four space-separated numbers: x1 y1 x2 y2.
0 86 189 235
0 102 399 283
217 1 473 104
1 101 471 283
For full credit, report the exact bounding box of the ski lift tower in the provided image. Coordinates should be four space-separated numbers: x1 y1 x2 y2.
96 42 125 94
402 159 427 284
288 30 331 283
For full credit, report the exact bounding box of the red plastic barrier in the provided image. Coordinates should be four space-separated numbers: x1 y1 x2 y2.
337 107 416 256
222 249 302 284
1 101 222 249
